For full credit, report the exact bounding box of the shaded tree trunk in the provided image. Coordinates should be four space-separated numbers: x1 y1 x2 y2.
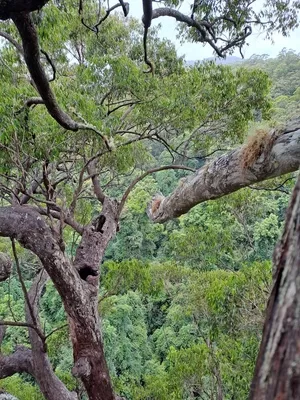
250 174 300 400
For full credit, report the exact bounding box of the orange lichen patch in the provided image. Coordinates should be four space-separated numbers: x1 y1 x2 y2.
240 129 273 169
151 198 162 214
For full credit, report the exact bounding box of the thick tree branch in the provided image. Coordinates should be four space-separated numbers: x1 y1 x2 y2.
12 13 110 150
0 0 49 20
0 206 83 302
149 120 300 222
0 346 34 378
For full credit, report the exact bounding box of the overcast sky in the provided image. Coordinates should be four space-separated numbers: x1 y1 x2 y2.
128 0 300 61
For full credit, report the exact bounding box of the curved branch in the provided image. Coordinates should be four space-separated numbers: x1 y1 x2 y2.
14 97 45 115
119 164 195 214
80 2 129 33
0 31 23 54
12 13 110 150
40 49 56 82
152 8 223 57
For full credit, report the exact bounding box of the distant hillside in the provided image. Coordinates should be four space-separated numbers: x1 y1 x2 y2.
186 56 244 66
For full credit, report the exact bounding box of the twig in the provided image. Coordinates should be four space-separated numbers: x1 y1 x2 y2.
41 49 56 82
119 164 195 214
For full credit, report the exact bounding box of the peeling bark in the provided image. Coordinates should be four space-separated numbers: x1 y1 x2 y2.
149 120 300 223
250 175 300 400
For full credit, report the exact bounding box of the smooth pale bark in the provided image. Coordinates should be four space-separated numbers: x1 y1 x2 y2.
149 120 300 223
250 174 300 400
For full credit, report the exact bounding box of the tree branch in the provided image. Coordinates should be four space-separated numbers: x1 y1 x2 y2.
0 31 24 54
119 164 195 214
12 13 110 150
0 346 34 378
149 120 300 222
87 161 105 204
152 8 223 56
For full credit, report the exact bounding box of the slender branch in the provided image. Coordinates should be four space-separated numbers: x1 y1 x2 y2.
0 320 37 330
41 49 56 82
0 30 24 55
37 207 84 235
11 239 36 326
119 164 195 214
152 8 223 57
249 177 295 195
45 323 68 340
80 2 129 34
87 161 105 203
0 325 6 346
11 239 46 344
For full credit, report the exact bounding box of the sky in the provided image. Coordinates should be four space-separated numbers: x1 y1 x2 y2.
128 0 300 61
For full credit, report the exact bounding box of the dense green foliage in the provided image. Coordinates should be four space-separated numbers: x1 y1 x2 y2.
0 2 299 398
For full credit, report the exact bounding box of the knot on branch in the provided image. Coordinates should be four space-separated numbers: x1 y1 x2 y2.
147 193 165 221
72 357 91 378
0 253 12 282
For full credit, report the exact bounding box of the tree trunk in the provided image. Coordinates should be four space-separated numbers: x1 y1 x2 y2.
0 199 120 400
250 174 300 400
149 119 300 223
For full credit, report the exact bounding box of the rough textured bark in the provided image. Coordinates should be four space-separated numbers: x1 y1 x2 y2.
0 0 49 20
149 119 300 223
0 346 34 377
70 198 119 400
0 201 119 400
249 175 300 400
0 253 12 281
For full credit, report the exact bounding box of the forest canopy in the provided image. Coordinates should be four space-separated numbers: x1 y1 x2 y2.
0 1 300 400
